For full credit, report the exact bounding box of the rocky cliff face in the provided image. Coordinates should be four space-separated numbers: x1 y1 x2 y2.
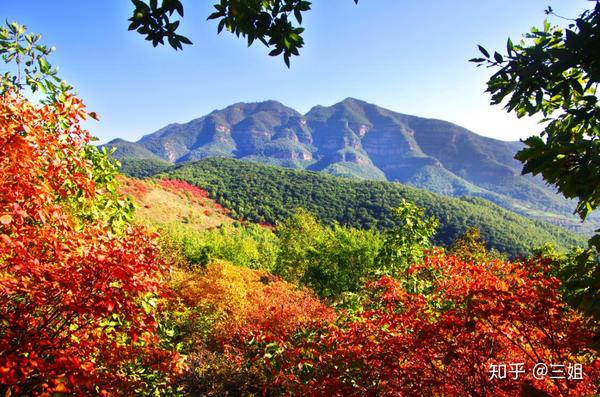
104 97 593 232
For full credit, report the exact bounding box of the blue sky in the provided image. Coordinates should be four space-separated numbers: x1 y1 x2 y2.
3 0 591 143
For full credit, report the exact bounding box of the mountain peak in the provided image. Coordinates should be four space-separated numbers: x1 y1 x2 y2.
338 97 369 106
220 100 298 114
106 137 130 144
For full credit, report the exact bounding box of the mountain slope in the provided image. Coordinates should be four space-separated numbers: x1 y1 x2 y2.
103 98 594 233
108 138 164 160
159 157 584 257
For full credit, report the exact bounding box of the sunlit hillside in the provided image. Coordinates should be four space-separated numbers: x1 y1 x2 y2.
118 176 233 230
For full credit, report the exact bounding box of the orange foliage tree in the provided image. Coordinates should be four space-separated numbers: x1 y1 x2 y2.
173 261 335 345
169 261 334 394
246 254 599 396
0 92 180 395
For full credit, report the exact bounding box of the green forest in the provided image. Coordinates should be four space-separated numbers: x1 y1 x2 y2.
157 157 584 257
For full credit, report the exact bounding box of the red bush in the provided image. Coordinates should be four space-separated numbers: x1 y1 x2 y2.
159 179 209 201
0 93 180 395
118 176 150 197
248 254 599 396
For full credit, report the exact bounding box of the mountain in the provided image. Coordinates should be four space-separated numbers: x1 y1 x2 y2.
159 157 584 257
103 98 594 233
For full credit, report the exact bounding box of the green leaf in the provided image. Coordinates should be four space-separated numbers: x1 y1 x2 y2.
177 35 192 45
38 57 50 74
478 45 490 58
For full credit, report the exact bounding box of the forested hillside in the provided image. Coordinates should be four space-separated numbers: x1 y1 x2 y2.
160 157 584 257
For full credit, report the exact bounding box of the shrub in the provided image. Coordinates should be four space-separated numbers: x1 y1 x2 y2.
275 209 383 298
160 222 279 271
168 262 334 395
249 254 599 396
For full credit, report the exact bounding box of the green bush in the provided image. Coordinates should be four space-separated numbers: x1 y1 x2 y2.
160 222 279 271
275 209 383 298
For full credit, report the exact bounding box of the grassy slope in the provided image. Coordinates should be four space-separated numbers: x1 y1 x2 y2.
118 176 233 230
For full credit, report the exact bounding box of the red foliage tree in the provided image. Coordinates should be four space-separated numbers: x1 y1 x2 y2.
248 254 599 396
0 93 180 395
